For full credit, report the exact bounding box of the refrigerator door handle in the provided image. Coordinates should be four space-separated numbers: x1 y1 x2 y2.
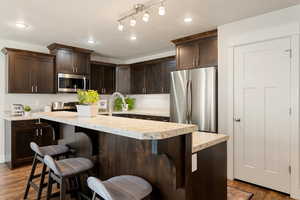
189 80 192 124
186 81 189 123
186 80 192 124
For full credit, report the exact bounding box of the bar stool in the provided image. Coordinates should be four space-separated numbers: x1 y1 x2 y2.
87 176 152 200
24 122 73 200
44 155 94 200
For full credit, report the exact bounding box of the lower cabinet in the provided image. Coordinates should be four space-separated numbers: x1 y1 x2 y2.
4 120 56 169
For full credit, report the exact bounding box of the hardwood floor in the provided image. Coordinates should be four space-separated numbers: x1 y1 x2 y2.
0 163 295 200
228 180 294 200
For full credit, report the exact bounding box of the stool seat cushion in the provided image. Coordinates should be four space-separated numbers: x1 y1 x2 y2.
30 142 69 157
46 157 94 177
88 176 152 200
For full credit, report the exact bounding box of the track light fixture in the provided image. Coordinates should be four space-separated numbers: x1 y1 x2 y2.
117 0 166 31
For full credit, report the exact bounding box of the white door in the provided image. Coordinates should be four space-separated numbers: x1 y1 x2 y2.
234 37 291 193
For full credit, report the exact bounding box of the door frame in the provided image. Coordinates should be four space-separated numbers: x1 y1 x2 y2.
226 22 300 198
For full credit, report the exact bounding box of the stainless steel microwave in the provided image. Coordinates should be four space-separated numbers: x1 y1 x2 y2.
57 73 89 93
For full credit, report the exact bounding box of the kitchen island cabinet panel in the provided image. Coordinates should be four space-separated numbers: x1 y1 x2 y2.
4 120 57 169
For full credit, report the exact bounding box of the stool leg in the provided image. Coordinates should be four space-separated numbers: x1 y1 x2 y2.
46 172 53 200
37 162 47 200
91 192 96 200
60 178 67 200
24 154 38 199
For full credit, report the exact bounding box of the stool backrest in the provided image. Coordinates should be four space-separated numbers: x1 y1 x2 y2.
30 142 42 156
44 155 62 176
87 177 113 200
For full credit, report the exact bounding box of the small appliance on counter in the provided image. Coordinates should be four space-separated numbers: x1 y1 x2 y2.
51 101 78 112
52 102 64 111
10 104 24 116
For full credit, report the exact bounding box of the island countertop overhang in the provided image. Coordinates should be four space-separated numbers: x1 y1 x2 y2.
38 111 198 140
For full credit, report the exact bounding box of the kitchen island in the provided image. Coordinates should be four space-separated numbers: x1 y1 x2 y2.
37 111 227 200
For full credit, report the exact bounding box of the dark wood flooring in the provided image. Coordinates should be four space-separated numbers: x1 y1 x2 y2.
0 163 294 200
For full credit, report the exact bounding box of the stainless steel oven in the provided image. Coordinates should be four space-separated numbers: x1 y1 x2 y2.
57 73 89 93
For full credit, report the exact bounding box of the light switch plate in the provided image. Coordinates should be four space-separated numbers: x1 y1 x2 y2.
192 153 197 172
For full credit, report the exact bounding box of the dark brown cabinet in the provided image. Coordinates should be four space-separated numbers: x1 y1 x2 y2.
131 64 146 94
91 61 116 94
116 65 131 94
131 57 176 94
48 43 93 75
5 120 56 169
172 29 218 70
2 48 55 94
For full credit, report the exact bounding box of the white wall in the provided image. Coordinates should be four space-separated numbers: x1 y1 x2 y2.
218 4 300 198
130 94 170 110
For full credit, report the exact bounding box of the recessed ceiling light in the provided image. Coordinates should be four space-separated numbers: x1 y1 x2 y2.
130 36 137 41
184 17 193 23
15 22 29 29
87 39 96 44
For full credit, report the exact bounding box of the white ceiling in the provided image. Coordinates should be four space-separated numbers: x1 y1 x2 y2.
0 0 299 59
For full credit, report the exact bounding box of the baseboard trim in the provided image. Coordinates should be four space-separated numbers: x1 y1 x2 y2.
0 154 5 163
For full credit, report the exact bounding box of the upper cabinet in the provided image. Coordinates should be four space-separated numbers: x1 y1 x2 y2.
90 61 116 94
115 65 131 94
2 48 55 94
47 43 93 75
131 57 176 94
172 29 218 70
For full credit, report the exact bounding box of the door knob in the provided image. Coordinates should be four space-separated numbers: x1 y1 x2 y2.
234 118 241 122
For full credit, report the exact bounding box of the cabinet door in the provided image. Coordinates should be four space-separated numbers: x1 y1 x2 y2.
8 53 35 93
197 37 218 67
103 67 115 94
91 64 104 94
131 64 146 94
73 52 89 74
145 63 163 94
116 66 131 94
56 49 74 73
35 57 55 93
176 42 198 69
162 60 176 93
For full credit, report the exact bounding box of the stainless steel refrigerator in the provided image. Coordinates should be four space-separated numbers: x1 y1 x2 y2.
170 66 217 132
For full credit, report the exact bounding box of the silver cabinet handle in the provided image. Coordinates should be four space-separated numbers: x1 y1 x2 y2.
35 85 38 93
32 86 34 93
36 129 39 136
161 87 164 93
76 68 78 73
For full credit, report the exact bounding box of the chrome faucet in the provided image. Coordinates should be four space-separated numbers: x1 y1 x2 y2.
108 92 128 116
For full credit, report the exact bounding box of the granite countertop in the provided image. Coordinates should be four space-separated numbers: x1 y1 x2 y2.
38 112 197 140
98 109 170 117
0 112 40 121
192 132 229 153
0 109 170 121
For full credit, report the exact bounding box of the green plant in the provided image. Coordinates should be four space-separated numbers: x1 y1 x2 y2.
77 90 100 105
24 105 31 112
114 97 135 111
